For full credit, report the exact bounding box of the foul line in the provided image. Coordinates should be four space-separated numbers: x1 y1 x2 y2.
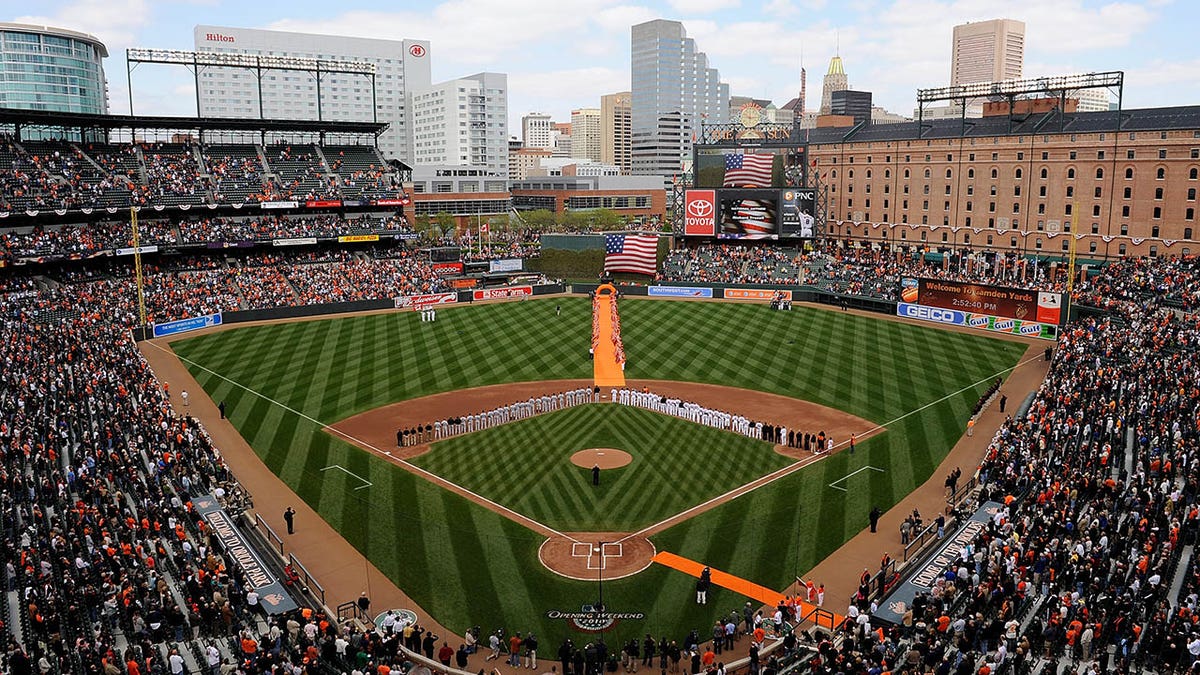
618 351 1047 543
321 464 373 490
827 465 886 492
144 341 579 544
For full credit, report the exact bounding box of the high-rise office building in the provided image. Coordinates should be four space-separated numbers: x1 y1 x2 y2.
409 72 508 174
0 23 108 114
194 25 430 162
630 19 729 178
831 90 872 125
601 91 632 175
819 56 848 116
522 112 554 149
552 122 572 158
570 108 601 163
950 19 1024 86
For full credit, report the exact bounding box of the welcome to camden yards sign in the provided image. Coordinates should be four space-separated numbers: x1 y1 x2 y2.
545 608 646 633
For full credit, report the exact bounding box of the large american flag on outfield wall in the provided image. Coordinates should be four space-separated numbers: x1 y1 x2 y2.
604 234 658 275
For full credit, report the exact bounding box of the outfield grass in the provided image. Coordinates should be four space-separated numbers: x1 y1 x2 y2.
174 297 1028 645
413 404 789 531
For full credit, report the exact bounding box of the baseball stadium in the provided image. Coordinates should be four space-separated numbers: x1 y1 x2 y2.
2 17 1200 675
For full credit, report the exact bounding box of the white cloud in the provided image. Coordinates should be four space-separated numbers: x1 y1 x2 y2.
667 0 741 12
507 66 629 124
16 0 154 48
593 5 663 33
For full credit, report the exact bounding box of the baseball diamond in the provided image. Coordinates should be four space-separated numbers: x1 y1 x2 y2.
164 296 1031 643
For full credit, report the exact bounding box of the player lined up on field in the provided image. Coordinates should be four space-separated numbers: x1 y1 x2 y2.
610 387 833 452
398 387 600 446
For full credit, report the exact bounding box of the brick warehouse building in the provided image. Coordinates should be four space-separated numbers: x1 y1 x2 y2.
808 103 1200 259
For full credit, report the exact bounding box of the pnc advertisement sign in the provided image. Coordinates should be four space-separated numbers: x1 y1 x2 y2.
683 190 717 236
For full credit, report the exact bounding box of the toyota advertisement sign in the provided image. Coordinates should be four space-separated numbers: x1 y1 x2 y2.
684 190 717 236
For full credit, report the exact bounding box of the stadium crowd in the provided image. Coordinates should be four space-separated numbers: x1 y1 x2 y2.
659 244 1067 300
8 193 1200 675
0 137 404 212
801 285 1200 675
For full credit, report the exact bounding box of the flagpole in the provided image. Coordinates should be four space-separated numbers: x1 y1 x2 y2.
1065 202 1078 325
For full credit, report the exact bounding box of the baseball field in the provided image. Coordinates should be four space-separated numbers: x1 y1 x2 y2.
171 296 1027 644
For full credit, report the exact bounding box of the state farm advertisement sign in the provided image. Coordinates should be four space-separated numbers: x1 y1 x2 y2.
684 190 717 236
473 285 532 301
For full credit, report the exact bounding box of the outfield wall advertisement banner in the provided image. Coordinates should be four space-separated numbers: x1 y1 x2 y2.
724 288 779 300
193 494 298 615
875 501 1004 625
115 245 159 256
395 293 457 309
473 285 533 301
152 313 222 338
901 277 1064 325
896 302 1056 340
647 286 714 298
432 262 465 276
488 258 524 273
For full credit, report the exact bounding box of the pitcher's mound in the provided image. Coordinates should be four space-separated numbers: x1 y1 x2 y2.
571 448 632 469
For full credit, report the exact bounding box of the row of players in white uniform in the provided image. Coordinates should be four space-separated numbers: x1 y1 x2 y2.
432 387 599 438
610 387 829 449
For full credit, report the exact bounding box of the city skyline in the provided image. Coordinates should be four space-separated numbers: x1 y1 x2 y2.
10 0 1198 135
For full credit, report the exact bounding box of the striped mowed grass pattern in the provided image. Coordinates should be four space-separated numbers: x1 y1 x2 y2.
173 297 1028 642
414 405 790 531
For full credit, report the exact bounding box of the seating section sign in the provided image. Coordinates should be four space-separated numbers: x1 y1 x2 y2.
193 494 298 615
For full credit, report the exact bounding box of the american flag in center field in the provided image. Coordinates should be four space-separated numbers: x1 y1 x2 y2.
604 233 658 275
723 153 774 187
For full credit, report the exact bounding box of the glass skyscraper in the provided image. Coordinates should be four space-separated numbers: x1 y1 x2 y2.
630 20 728 179
0 23 108 114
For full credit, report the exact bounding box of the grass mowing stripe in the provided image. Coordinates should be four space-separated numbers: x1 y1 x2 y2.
173 297 1031 642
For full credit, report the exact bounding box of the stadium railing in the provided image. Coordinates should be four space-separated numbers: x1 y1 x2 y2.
253 512 285 555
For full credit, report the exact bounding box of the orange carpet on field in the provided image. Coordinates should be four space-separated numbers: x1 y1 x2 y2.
593 292 626 387
651 551 844 630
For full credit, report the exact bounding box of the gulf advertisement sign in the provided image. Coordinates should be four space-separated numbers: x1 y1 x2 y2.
724 288 780 300
683 190 717 236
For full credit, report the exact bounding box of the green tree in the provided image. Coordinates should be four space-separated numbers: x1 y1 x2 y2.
522 209 557 232
434 211 456 237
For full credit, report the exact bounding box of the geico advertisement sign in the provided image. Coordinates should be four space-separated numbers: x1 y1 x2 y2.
896 303 966 325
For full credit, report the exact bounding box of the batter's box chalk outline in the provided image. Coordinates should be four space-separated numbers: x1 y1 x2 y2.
321 464 373 490
571 542 592 557
827 465 886 492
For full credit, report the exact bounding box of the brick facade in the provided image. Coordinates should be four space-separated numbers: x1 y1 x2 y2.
809 112 1200 259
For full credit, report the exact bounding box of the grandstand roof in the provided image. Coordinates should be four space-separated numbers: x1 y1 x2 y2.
805 104 1200 145
0 108 389 136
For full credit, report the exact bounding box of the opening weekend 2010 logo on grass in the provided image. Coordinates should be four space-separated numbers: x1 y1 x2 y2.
545 607 646 633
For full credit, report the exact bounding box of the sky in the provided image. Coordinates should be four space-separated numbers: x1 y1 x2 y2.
12 0 1200 135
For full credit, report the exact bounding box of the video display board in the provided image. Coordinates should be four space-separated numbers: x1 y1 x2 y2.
694 148 806 189
719 190 778 238
685 188 815 240
900 277 1064 325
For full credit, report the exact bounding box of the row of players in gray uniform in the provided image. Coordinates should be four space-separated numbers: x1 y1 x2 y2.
612 387 834 451
431 387 600 439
